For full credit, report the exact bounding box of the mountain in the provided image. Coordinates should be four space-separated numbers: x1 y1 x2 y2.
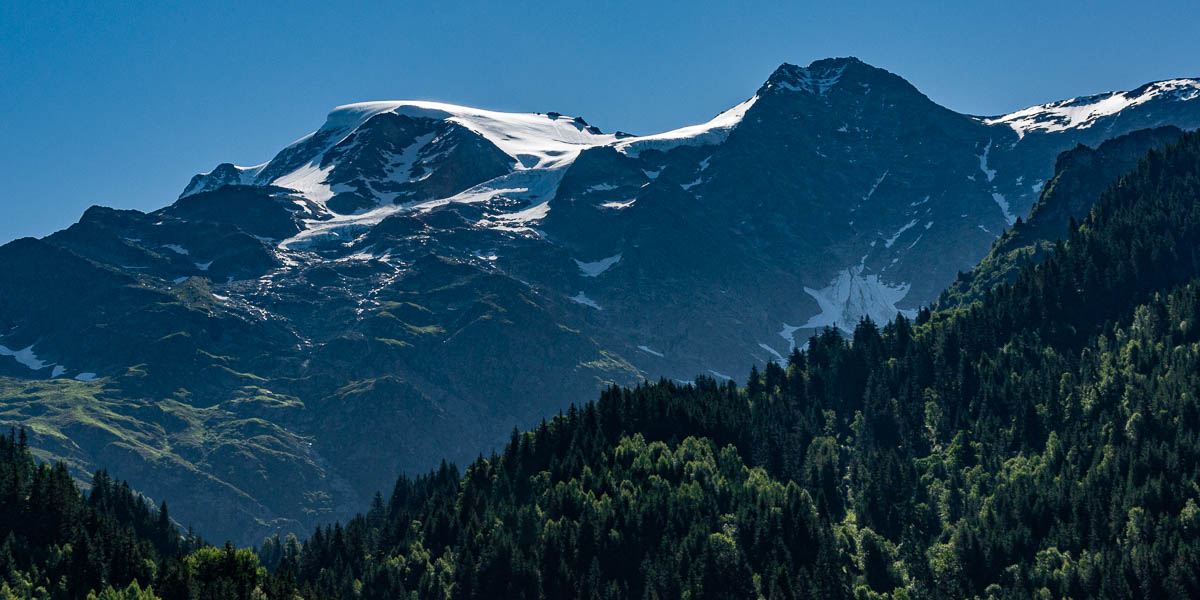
937 125 1188 307
250 127 1200 600
14 129 1200 600
2 58 1199 545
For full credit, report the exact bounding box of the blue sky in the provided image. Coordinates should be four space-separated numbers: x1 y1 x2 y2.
2 0 1198 242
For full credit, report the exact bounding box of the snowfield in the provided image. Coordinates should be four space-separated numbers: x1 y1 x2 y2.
800 266 916 334
984 79 1200 138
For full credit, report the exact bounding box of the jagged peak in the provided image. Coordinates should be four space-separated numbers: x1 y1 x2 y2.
760 57 917 99
180 162 262 199
764 60 853 96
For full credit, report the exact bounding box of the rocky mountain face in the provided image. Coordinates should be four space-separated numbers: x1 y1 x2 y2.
2 57 1199 545
938 125 1188 308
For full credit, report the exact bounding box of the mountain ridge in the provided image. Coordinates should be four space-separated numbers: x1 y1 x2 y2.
937 125 1188 309
4 57 1200 545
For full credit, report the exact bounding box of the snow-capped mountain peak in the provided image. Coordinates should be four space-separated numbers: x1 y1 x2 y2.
181 101 619 211
353 101 619 169
984 78 1200 139
283 100 620 169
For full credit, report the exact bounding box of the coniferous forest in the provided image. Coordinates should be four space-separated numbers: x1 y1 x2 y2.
5 131 1200 599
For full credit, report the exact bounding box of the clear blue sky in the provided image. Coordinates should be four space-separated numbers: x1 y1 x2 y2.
2 0 1198 243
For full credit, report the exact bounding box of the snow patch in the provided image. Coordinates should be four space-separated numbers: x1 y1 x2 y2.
162 244 189 255
280 167 566 248
272 161 337 205
0 344 53 371
371 131 439 204
708 370 733 381
569 292 602 310
637 345 665 357
484 202 551 232
977 140 996 182
575 253 621 277
0 344 70 379
601 199 636 210
758 343 786 364
617 96 757 157
800 266 915 333
884 219 919 248
779 323 801 348
74 372 99 382
863 170 889 202
992 192 1016 225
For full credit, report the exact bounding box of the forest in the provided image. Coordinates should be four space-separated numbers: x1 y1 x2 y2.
4 130 1200 599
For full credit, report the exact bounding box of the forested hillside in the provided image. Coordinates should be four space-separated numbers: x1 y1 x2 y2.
5 131 1200 599
0 427 307 600
272 130 1200 598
